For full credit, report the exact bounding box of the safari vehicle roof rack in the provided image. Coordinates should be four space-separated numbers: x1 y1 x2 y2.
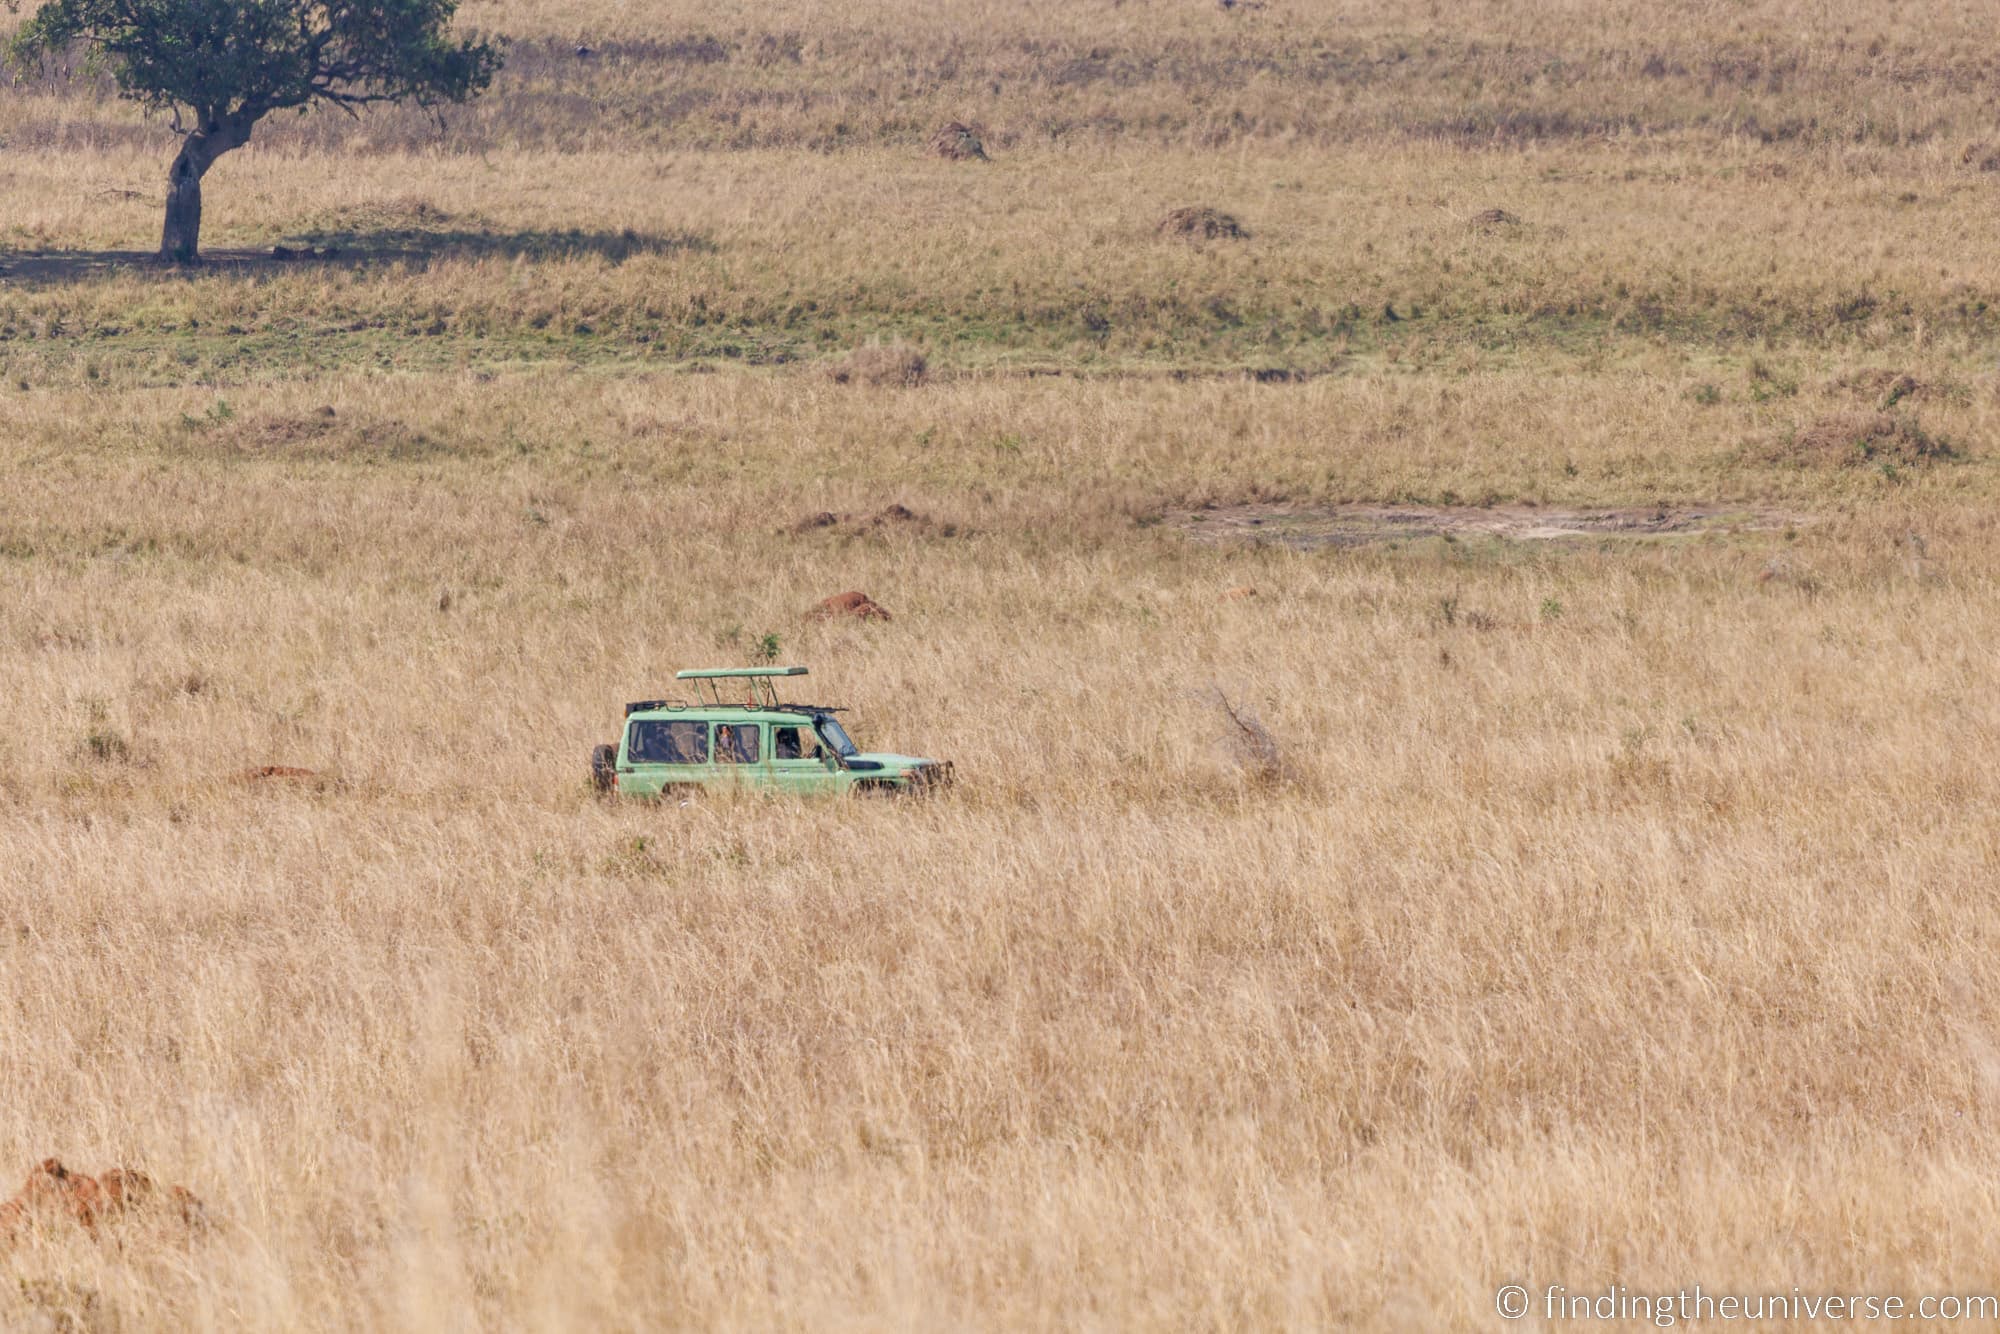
676 667 809 679
622 668 847 717
675 665 810 710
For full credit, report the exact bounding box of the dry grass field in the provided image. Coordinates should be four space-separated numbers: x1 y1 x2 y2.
3 0 2000 1328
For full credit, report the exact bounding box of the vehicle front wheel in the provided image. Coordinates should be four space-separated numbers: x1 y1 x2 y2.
589 744 616 794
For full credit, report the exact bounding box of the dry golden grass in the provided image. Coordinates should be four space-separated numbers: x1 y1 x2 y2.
2 369 1998 1328
6 136 2000 382
4 0 2000 1327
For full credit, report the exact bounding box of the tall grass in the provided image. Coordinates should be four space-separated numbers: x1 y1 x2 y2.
0 364 1996 1326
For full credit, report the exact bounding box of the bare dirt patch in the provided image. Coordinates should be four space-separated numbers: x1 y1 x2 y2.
1175 503 1804 550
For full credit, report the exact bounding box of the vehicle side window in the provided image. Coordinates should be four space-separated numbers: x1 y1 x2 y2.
772 726 820 761
628 720 709 764
715 723 761 764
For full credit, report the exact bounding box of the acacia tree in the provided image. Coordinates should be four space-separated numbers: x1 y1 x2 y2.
7 0 501 262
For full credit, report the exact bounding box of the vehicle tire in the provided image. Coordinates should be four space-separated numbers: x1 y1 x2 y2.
589 744 616 794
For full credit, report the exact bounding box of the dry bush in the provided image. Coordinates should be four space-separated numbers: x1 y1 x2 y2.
1961 143 2000 172
792 504 961 539
1777 411 1956 467
928 121 987 160
1828 368 1928 408
825 342 928 387
1158 205 1246 241
1204 685 1290 786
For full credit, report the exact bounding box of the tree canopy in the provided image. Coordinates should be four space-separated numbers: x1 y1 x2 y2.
7 0 502 260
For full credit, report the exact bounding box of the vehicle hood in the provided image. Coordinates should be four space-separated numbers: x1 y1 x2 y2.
845 752 939 771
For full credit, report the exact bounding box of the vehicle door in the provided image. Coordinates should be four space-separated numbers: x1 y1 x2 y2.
621 718 713 796
770 721 841 795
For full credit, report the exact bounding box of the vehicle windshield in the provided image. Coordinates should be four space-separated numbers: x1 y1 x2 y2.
816 716 859 758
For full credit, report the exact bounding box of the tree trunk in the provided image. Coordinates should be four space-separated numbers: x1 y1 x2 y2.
158 118 249 265
159 141 206 264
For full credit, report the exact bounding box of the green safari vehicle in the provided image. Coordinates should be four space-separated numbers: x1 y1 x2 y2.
590 667 953 798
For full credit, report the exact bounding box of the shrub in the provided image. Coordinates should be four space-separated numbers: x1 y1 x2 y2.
825 342 928 387
1158 206 1247 241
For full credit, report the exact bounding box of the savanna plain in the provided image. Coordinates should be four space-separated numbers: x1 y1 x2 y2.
3 0 2000 1327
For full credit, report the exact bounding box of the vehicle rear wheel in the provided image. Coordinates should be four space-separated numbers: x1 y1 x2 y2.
589 744 616 793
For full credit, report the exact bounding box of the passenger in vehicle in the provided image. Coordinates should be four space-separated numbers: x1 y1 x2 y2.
716 724 760 764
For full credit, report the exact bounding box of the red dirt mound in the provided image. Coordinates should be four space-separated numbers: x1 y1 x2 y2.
0 1159 207 1248
807 591 893 621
